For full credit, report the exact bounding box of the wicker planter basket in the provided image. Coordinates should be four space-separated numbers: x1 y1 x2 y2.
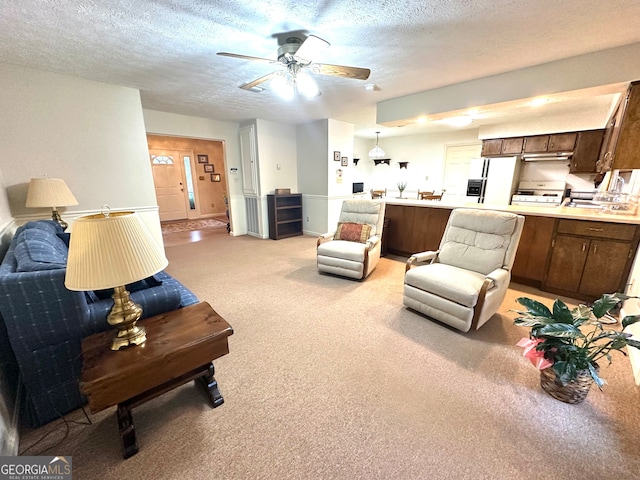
539 367 595 404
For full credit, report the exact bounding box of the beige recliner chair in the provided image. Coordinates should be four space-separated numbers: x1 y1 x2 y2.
317 199 386 280
403 208 524 332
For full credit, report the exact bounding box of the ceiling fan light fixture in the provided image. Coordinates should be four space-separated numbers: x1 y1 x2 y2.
368 131 386 159
271 72 295 100
296 70 320 98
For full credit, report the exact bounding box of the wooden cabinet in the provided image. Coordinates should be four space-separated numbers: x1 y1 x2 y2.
511 215 556 287
501 137 524 154
483 131 584 158
524 133 577 153
570 129 605 173
481 137 523 156
611 81 640 170
385 204 416 254
543 219 639 301
267 194 302 240
548 132 577 151
385 204 451 255
481 139 503 157
524 135 549 153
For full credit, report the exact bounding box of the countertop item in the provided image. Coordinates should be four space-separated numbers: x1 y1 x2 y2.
383 198 640 224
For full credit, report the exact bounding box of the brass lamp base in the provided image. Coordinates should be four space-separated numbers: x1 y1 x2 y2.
51 208 68 231
108 285 147 350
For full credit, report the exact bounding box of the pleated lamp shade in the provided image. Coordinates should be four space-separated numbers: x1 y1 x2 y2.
65 211 168 291
26 177 78 208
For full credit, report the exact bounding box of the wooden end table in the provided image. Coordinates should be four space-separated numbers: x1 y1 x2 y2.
80 301 233 459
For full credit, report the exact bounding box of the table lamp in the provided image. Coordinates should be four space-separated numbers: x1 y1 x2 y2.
25 177 78 230
65 209 168 350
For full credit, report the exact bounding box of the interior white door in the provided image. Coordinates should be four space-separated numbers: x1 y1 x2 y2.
442 143 482 202
149 149 189 222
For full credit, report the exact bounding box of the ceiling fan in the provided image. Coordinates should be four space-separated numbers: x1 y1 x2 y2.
217 35 371 99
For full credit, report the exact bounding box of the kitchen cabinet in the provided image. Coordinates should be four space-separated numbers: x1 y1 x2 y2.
511 215 556 287
501 137 524 154
570 129 605 173
548 132 577 151
543 219 639 301
385 204 416 254
481 137 523 156
481 139 503 157
385 204 451 255
523 135 549 153
523 133 577 153
610 80 640 170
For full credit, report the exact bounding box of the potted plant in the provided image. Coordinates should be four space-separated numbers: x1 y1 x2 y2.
513 293 640 403
397 181 407 198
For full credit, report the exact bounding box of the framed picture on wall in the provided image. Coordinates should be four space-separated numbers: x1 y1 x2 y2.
341 156 348 166
204 164 214 173
334 151 341 161
197 154 209 164
211 173 221 182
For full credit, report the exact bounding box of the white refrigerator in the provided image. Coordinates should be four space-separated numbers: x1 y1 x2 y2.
465 156 522 205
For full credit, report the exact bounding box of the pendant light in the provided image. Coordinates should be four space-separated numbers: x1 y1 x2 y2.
368 131 385 159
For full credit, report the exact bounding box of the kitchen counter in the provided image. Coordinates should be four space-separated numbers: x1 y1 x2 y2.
383 198 640 224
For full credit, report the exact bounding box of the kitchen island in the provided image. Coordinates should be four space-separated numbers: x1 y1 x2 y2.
383 198 640 302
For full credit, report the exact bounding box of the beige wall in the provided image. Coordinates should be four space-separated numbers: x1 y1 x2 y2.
0 63 163 244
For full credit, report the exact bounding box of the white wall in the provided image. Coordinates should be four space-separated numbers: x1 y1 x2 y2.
256 119 298 194
355 129 481 198
297 120 329 235
0 63 163 244
253 119 297 238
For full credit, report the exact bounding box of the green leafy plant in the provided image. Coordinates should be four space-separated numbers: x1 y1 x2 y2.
513 293 640 388
397 181 407 192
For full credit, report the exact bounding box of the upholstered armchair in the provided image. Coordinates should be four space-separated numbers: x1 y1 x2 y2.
317 199 386 280
403 208 524 332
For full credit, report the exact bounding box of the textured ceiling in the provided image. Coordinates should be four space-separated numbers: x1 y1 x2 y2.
2 0 640 138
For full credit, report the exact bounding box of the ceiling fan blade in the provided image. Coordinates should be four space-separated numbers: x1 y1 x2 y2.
239 72 278 90
217 52 276 65
314 63 371 80
294 35 330 63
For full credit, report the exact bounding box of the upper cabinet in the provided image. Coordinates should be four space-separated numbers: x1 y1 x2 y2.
481 139 503 156
605 80 640 171
481 130 601 172
570 129 605 173
501 137 525 154
480 137 523 156
548 132 578 152
523 133 577 153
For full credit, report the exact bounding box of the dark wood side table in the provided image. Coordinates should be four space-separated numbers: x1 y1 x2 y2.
80 301 233 459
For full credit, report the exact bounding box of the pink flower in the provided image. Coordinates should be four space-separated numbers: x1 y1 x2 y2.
517 337 553 370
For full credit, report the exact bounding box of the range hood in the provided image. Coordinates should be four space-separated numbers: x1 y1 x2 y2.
522 152 573 162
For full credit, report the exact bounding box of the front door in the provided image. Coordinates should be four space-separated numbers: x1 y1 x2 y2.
149 149 189 222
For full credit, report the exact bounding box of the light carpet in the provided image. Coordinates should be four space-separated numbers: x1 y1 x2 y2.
19 230 640 480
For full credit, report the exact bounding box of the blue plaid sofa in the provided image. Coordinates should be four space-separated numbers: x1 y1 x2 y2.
0 220 199 427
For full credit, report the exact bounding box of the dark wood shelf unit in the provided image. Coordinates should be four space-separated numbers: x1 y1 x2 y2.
268 193 303 240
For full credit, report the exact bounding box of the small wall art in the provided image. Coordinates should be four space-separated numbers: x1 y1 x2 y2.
197 154 209 164
334 151 341 161
204 164 214 173
211 173 221 182
341 156 348 166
